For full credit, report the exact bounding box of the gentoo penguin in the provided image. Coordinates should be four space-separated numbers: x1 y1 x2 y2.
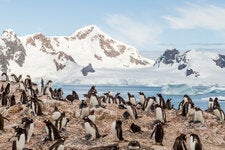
90 92 101 107
21 117 34 143
0 113 9 131
88 110 95 124
150 121 164 145
172 134 187 150
44 80 53 100
179 95 194 110
12 126 26 150
193 107 204 124
87 85 97 99
142 97 155 113
11 74 22 83
39 78 44 95
9 95 16 106
20 90 28 104
55 112 69 131
49 137 65 150
208 97 214 111
52 106 61 121
83 116 101 140
5 82 10 95
106 92 115 104
130 123 142 133
213 97 220 109
127 140 141 150
44 119 61 141
125 101 138 120
213 106 225 122
1 72 9 81
155 104 166 123
111 120 124 141
1 91 8 106
190 133 203 150
156 94 166 108
66 90 79 103
139 92 146 105
79 100 90 118
114 93 126 104
29 94 43 116
165 99 173 110
127 93 136 106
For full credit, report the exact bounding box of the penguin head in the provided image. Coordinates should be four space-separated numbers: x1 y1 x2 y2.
157 93 162 97
44 119 51 125
116 120 122 126
179 134 187 142
83 116 90 122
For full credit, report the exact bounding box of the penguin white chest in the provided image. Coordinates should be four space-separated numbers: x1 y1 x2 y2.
88 115 95 124
127 106 135 120
130 97 136 105
194 111 204 123
111 121 117 140
155 108 164 123
90 96 98 106
61 117 68 128
190 136 196 150
84 122 96 139
52 112 61 120
16 133 25 150
27 123 34 142
139 95 145 105
57 145 64 150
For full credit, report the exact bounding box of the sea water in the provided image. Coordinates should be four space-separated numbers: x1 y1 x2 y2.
54 84 225 111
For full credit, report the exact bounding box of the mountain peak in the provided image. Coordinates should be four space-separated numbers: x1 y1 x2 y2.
1 29 18 41
72 24 102 38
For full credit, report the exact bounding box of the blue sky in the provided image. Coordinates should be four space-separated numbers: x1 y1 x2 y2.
1 0 225 52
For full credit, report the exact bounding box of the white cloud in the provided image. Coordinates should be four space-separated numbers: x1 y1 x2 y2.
104 14 162 48
163 3 225 30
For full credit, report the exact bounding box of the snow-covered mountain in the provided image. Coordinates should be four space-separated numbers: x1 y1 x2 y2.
0 25 153 80
20 25 153 69
154 49 225 78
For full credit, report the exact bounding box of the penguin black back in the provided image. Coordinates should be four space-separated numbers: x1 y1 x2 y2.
130 123 142 133
173 134 187 150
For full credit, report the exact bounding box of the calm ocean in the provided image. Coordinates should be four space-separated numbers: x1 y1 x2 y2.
54 84 225 111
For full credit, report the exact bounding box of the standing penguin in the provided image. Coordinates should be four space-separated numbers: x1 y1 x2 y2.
127 93 136 106
52 106 61 121
1 72 9 82
9 95 16 106
5 82 10 95
156 94 166 108
1 91 8 106
55 112 69 131
83 116 101 140
49 137 65 150
12 126 26 150
66 90 79 103
0 113 9 131
155 104 166 123
208 97 214 111
193 107 204 124
111 120 123 141
165 99 173 110
138 92 146 105
150 122 164 145
213 106 225 122
29 94 44 116
20 90 28 104
143 97 155 113
89 92 100 107
44 119 61 141
79 100 90 118
21 117 34 143
125 101 138 120
172 134 187 150
190 133 203 150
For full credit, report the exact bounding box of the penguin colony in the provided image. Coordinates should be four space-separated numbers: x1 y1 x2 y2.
0 73 224 149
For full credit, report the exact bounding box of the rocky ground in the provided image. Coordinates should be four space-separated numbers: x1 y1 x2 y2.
0 81 225 150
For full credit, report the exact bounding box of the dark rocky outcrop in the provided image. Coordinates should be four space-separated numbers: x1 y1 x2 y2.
81 63 95 76
214 54 225 68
